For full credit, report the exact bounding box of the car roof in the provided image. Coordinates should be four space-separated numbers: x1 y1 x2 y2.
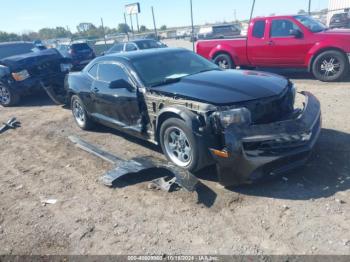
0 41 34 46
253 14 300 20
101 47 189 62
130 39 156 43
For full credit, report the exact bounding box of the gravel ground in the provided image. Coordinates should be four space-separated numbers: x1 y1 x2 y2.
0 43 350 255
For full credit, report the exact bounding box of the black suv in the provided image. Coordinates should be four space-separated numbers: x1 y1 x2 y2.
330 13 350 29
56 43 95 70
0 42 71 106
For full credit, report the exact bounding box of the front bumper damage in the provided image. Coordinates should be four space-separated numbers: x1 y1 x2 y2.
210 91 321 186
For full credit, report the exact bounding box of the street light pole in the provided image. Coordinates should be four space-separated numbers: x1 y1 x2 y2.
190 0 195 51
100 17 107 50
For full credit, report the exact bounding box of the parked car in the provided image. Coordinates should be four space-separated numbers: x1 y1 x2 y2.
196 15 350 82
197 24 241 40
104 39 167 55
329 13 350 29
63 48 321 186
56 42 95 70
0 42 72 106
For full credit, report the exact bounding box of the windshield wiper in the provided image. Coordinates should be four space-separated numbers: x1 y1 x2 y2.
150 77 183 87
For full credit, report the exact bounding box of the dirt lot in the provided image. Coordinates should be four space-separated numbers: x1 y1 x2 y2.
1 60 350 254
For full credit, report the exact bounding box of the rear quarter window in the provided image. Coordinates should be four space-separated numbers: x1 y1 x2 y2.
252 20 266 38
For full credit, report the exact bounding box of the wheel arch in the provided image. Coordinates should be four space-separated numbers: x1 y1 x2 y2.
308 47 348 72
155 106 203 144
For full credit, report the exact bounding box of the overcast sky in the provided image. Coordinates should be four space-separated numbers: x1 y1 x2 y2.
1 0 328 33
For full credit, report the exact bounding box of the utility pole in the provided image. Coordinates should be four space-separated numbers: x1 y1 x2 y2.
308 0 312 15
100 17 107 50
124 13 130 41
135 13 140 32
190 0 195 51
151 6 158 39
249 0 256 24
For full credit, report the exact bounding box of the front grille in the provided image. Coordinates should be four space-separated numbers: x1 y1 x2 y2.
243 84 295 124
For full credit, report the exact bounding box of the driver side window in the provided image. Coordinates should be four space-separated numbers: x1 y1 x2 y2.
97 63 130 83
270 19 300 37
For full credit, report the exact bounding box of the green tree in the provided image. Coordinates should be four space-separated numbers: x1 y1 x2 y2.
117 23 131 34
160 25 167 30
0 31 21 42
139 25 147 32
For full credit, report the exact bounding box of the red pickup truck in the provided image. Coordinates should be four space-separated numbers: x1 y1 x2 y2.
196 15 350 82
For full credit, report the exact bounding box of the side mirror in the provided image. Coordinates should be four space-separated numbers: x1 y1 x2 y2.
109 79 134 91
289 29 303 38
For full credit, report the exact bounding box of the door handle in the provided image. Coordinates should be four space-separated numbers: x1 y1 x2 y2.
266 40 274 46
92 87 99 93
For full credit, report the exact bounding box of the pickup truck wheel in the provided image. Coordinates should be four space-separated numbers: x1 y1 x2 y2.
312 50 349 82
71 95 94 130
0 84 20 107
160 118 200 172
213 54 234 69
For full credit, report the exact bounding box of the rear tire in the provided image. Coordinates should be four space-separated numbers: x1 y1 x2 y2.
312 50 349 82
0 84 20 107
213 53 234 69
71 95 94 130
159 118 200 172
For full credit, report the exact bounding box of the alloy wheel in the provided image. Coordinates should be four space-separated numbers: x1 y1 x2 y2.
320 57 341 77
0 86 10 105
72 99 86 126
217 58 230 69
164 127 193 167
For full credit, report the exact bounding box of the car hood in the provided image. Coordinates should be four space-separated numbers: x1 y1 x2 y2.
150 70 289 106
0 49 66 71
316 28 350 36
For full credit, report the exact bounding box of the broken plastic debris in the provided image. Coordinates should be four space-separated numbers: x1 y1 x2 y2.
41 199 57 206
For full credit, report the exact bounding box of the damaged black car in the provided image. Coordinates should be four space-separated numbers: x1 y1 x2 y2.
64 48 321 186
0 42 72 106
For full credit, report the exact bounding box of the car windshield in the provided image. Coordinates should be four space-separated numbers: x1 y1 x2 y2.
131 50 219 87
294 15 327 32
0 43 36 60
135 40 162 50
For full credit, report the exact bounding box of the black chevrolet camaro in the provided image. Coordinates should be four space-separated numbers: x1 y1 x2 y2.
64 48 321 186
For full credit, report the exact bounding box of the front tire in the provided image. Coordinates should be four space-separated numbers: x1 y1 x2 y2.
71 95 94 130
159 118 200 172
213 53 234 69
312 50 349 82
0 84 20 107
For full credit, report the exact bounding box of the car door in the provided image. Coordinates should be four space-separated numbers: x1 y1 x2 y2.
247 19 270 65
264 18 313 66
90 61 142 129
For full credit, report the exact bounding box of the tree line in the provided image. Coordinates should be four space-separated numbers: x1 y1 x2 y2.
0 22 168 43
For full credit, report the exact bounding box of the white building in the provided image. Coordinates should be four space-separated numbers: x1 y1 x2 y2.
327 0 350 25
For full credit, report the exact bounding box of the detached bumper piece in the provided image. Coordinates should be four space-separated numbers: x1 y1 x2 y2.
210 91 322 186
68 136 198 192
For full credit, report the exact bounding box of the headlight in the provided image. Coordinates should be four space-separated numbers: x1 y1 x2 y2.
60 63 73 72
217 107 251 128
12 70 30 81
